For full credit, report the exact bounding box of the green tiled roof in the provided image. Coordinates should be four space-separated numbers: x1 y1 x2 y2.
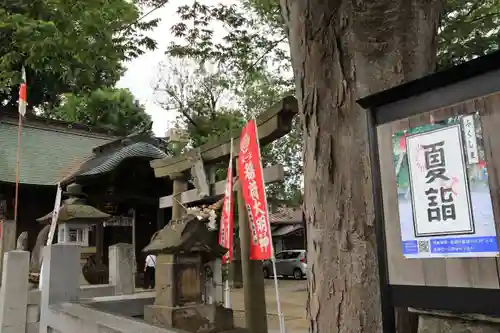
0 121 112 185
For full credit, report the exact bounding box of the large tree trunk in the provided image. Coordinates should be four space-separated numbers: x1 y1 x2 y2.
280 1 442 332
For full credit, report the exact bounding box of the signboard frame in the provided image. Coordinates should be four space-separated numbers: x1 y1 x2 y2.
358 51 500 331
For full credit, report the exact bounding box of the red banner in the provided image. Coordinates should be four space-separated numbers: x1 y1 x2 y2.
219 149 234 264
238 120 273 260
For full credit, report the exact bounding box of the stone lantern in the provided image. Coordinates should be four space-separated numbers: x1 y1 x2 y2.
142 213 244 333
36 183 110 284
36 183 110 246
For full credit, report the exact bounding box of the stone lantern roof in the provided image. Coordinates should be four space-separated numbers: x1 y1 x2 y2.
142 213 227 260
36 183 110 224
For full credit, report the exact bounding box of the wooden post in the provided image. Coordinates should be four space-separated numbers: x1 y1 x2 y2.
236 161 268 333
95 223 104 265
171 173 187 220
131 208 137 279
156 207 164 231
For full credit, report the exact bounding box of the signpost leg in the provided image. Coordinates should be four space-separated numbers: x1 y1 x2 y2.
271 257 285 333
224 279 231 308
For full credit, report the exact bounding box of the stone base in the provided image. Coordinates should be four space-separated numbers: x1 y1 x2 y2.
144 304 236 333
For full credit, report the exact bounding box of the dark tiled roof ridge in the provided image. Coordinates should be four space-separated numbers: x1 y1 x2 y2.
0 122 111 185
1 118 116 141
61 141 169 184
1 110 120 138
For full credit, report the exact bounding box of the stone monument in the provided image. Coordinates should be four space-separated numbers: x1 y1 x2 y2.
143 211 246 333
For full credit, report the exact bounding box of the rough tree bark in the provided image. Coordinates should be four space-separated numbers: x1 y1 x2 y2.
280 1 442 332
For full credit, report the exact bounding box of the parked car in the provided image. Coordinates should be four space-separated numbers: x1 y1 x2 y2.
262 249 307 279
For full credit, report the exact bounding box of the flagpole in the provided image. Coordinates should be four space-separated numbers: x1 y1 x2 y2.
15 66 27 224
224 138 234 308
252 118 285 333
14 102 23 224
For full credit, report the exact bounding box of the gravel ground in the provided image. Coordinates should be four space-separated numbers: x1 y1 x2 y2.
230 278 308 332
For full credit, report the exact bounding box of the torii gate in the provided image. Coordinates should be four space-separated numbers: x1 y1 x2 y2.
149 96 298 333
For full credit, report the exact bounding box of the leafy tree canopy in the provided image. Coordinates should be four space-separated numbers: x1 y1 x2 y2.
155 0 500 206
167 0 500 75
155 55 301 206
439 0 500 68
45 87 151 136
0 0 158 110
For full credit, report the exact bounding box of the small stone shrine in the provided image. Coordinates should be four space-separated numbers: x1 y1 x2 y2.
143 207 245 333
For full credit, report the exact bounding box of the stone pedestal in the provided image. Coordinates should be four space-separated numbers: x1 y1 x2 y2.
145 253 237 333
144 304 235 333
0 250 29 333
39 244 81 333
142 210 244 333
204 259 223 304
109 243 134 295
155 253 175 306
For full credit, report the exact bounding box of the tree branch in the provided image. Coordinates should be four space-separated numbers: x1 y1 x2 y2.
160 86 200 129
244 36 288 77
469 11 500 24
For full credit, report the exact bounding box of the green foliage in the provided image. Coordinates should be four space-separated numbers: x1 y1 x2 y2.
155 59 246 147
168 2 289 80
438 0 500 68
155 0 301 206
168 0 500 72
159 0 500 207
45 87 151 136
0 0 158 110
155 54 302 206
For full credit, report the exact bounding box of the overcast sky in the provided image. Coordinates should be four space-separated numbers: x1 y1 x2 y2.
117 0 235 137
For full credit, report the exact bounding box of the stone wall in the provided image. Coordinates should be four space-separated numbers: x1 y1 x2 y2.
27 290 40 333
0 244 135 333
45 302 180 333
25 285 116 333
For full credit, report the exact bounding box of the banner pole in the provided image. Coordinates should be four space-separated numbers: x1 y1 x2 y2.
224 279 231 308
39 183 62 290
252 118 285 333
14 113 23 224
223 138 234 308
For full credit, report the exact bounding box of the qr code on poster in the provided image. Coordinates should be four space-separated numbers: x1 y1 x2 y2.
418 240 430 253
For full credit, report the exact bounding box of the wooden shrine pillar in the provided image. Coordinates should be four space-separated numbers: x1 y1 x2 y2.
171 173 187 220
95 223 104 265
236 161 268 333
157 207 165 231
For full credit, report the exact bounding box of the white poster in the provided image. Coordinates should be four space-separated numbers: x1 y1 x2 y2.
462 115 479 164
396 119 499 259
407 125 474 237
